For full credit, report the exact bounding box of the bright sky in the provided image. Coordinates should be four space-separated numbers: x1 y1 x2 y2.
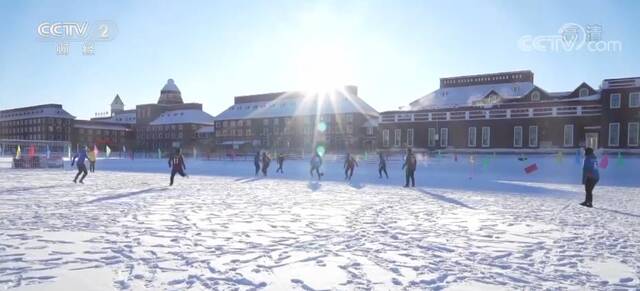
0 0 639 119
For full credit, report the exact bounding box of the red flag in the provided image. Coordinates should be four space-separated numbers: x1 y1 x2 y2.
599 154 609 169
28 144 36 157
524 163 538 174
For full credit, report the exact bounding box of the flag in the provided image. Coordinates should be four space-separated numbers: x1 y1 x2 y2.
67 145 71 159
469 155 475 164
482 156 490 169
193 146 197 159
16 145 21 159
93 144 99 156
525 163 538 174
158 148 162 159
617 152 624 166
46 145 51 159
122 145 126 153
105 145 111 158
28 144 36 157
555 151 564 163
599 154 609 169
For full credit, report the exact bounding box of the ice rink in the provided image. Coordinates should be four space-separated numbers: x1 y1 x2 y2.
1 154 639 290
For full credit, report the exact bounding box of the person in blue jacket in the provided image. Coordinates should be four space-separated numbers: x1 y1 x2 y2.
581 147 599 208
71 146 89 184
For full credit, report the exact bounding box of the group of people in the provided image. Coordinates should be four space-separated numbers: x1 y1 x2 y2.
254 151 286 176
70 146 97 184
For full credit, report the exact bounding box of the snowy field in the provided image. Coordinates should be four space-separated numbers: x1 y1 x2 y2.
1 154 639 290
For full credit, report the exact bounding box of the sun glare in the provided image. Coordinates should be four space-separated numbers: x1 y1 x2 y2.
293 43 353 95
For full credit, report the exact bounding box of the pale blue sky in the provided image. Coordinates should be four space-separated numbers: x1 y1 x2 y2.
0 0 638 119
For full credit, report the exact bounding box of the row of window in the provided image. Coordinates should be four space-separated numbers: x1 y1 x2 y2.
0 118 69 126
609 92 640 108
78 128 126 136
1 126 65 135
217 115 355 128
608 122 639 147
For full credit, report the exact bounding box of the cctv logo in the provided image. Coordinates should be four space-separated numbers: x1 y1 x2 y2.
37 22 89 40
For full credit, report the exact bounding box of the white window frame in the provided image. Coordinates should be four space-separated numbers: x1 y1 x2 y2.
468 127 477 147
628 122 639 146
563 124 574 147
608 122 620 147
528 125 538 147
531 91 540 101
513 126 523 147
440 128 448 148
481 127 491 147
579 88 589 97
366 127 373 136
610 93 621 109
382 129 389 147
407 128 414 147
629 92 640 108
428 128 436 147
394 129 401 147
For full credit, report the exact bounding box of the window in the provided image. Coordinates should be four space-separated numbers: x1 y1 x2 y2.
629 122 639 146
529 126 538 147
513 126 523 147
608 123 620 146
407 128 414 147
382 129 390 147
531 91 540 101
263 119 269 125
563 124 574 147
610 93 621 108
481 127 491 147
428 128 436 147
579 88 589 97
394 129 401 147
629 92 640 108
366 127 373 136
440 128 448 147
468 127 477 147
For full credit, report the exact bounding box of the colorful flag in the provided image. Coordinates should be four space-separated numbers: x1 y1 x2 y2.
158 148 162 159
46 145 51 159
524 163 538 174
67 145 71 159
105 145 111 158
617 152 624 166
16 145 21 159
193 146 197 159
599 154 609 169
122 145 126 153
482 156 490 169
93 144 99 156
28 144 36 157
469 155 475 164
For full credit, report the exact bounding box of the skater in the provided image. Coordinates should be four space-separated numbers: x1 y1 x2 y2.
276 153 285 173
378 152 388 179
168 148 187 186
253 151 261 176
310 152 323 180
344 153 358 181
261 151 271 176
402 147 417 187
88 147 96 173
580 147 599 208
71 146 89 184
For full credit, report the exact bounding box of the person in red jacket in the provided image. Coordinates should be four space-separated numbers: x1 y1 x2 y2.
168 148 187 186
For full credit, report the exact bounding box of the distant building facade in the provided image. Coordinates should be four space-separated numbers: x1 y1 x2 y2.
0 104 74 142
378 71 640 151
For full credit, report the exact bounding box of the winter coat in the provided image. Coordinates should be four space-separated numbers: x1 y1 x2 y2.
71 150 88 165
169 154 186 170
87 151 96 162
310 155 323 168
402 153 417 172
582 154 600 184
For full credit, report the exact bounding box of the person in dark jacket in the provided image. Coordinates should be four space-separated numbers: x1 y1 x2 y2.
581 147 599 208
71 147 89 184
378 152 388 179
402 147 417 187
276 153 285 174
310 152 323 180
168 148 187 186
344 153 359 181
261 152 271 176
254 151 261 176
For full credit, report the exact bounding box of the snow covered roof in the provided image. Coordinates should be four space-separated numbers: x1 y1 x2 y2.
410 81 536 110
161 79 180 92
215 91 379 121
92 111 136 124
149 109 215 125
196 126 215 133
0 104 75 121
73 122 130 131
111 94 124 106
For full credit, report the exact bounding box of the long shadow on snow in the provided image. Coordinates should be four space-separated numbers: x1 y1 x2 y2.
596 207 640 218
308 182 322 192
415 188 475 209
86 187 168 203
1 185 63 193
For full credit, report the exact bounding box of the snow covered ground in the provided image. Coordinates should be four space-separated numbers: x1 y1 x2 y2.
1 154 639 290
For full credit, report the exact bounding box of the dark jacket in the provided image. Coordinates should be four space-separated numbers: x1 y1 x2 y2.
402 153 417 171
582 154 599 184
169 154 186 170
71 150 88 166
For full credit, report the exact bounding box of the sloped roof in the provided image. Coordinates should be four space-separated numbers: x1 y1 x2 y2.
149 109 215 125
111 94 124 106
0 104 75 121
410 81 535 109
93 111 136 124
215 93 379 121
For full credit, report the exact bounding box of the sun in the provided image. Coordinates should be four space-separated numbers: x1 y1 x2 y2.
292 43 353 95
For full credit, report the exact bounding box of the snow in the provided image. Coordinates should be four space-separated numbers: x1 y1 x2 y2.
410 82 536 109
0 105 75 122
149 109 215 125
160 79 179 92
1 155 639 290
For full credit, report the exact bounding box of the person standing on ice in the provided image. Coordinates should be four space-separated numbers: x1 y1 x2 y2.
402 147 417 187
580 147 599 208
344 153 358 181
310 152 323 180
378 152 389 179
168 148 187 186
253 151 261 176
71 146 89 184
87 148 97 173
261 151 271 176
276 153 285 174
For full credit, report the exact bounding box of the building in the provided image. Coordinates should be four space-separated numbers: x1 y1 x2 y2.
378 70 640 152
0 104 74 141
214 86 379 153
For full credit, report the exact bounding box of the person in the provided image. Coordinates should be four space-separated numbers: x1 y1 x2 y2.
310 152 324 180
344 153 359 181
402 147 417 187
87 148 97 173
276 153 285 174
168 148 187 186
261 151 271 176
71 147 89 184
253 151 261 176
378 152 388 179
581 147 599 208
